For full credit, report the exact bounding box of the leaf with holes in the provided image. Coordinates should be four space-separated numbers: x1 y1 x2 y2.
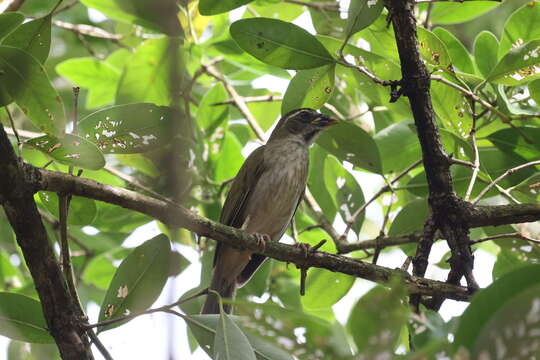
26 134 105 170
79 103 175 154
317 121 382 173
498 1 540 58
0 46 65 134
98 234 171 332
2 14 51 63
0 292 54 344
454 265 540 356
230 18 335 70
417 27 452 71
281 64 335 115
488 39 540 85
214 312 256 360
433 27 475 74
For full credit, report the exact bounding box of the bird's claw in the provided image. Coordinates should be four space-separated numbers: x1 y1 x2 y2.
294 242 312 258
253 233 269 253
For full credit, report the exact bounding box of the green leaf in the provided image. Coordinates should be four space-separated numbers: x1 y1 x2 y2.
0 46 65 135
431 80 472 137
116 38 184 105
346 284 409 354
281 64 335 115
429 1 500 25
214 312 257 360
37 191 97 226
344 0 384 38
196 83 229 135
185 314 294 360
324 155 365 234
98 234 171 332
79 103 176 154
317 121 382 173
374 121 421 174
454 265 540 355
498 1 540 58
199 0 254 15
2 14 51 63
56 58 120 109
389 199 428 237
488 127 540 161
82 251 118 290
230 18 335 70
0 292 53 343
529 78 540 104
301 268 354 310
433 27 475 74
308 145 337 221
26 134 105 170
80 0 182 35
417 27 452 70
474 31 499 78
487 39 540 85
0 12 24 40
214 133 243 182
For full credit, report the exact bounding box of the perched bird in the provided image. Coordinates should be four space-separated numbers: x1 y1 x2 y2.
202 108 337 314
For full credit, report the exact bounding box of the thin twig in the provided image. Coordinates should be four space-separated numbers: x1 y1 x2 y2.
53 20 123 40
58 195 80 304
472 160 540 205
284 0 340 11
465 102 480 201
450 157 475 168
202 63 267 141
338 58 395 87
87 330 114 360
339 159 422 244
470 232 540 245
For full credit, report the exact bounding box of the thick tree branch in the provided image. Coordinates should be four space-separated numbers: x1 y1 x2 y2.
0 126 93 359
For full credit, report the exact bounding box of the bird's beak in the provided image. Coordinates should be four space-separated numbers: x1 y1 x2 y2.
312 114 338 128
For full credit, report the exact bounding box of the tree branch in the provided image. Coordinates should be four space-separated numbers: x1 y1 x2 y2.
0 126 93 359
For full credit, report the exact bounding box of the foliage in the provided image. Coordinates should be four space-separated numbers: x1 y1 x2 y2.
0 0 539 359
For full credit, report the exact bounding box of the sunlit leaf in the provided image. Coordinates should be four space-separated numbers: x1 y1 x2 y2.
433 27 475 74
116 38 184 105
56 57 120 109
417 26 452 70
529 78 540 104
281 64 335 114
0 46 65 134
230 18 335 70
302 268 354 310
429 1 500 25
80 0 182 35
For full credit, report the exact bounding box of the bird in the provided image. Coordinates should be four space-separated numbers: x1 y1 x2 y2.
201 108 337 314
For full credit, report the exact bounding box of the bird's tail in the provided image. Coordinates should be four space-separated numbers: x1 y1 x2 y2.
201 272 236 314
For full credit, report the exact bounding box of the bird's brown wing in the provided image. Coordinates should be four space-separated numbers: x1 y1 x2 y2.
213 146 266 266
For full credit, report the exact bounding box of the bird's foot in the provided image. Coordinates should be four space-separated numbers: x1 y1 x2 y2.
294 242 312 258
253 233 270 253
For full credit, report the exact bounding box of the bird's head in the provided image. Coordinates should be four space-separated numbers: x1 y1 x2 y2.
269 108 338 145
